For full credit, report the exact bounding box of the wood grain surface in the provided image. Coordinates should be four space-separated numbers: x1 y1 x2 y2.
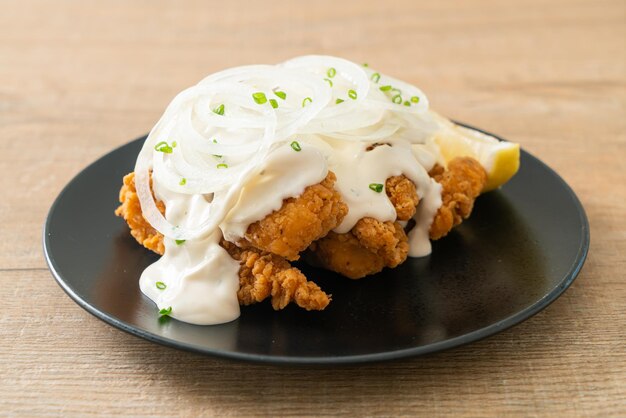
1 0 624 416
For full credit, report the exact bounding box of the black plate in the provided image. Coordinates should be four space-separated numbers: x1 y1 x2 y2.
43 125 589 365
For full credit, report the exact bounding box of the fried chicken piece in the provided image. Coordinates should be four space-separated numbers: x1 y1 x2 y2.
428 157 487 240
115 172 165 255
310 219 409 279
308 174 416 280
309 232 385 279
352 218 409 267
310 158 486 278
221 241 330 310
115 172 330 310
241 171 348 261
385 175 419 221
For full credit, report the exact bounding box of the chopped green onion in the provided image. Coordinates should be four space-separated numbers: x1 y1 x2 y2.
324 78 333 87
362 63 369 67
411 96 420 104
156 281 166 290
212 154 222 159
179 178 187 186
175 239 186 245
369 183 384 193
269 98 278 109
154 141 173 154
336 98 344 104
327 67 337 78
392 94 402 104
213 103 225 115
159 306 172 316
379 85 392 92
217 163 228 169
252 92 267 104
274 90 287 100
404 101 411 107
348 89 357 100
302 97 313 107
212 138 218 143
371 73 381 83
172 141 177 148
290 141 301 152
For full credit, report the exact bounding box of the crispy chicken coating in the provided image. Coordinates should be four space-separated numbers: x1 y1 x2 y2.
428 157 487 240
241 171 348 261
115 172 330 311
310 157 486 278
221 241 330 310
385 175 419 221
310 219 409 279
115 172 165 255
309 232 386 279
308 174 417 280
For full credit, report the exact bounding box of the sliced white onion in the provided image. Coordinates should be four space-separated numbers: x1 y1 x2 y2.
135 55 445 240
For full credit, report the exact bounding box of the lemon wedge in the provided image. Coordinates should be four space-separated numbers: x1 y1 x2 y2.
430 112 520 192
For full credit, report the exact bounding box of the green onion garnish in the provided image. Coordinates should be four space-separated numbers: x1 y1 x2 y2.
159 307 172 316
154 141 173 153
175 239 186 245
217 163 228 169
371 73 381 83
327 67 337 78
379 85 392 92
212 138 218 143
156 282 166 290
362 63 369 67
290 141 301 152
213 104 225 115
172 141 177 148
348 89 357 100
369 183 384 193
274 90 287 100
336 98 344 104
179 178 187 186
269 98 279 109
302 97 313 107
252 92 267 104
392 94 402 104
404 101 411 106
324 78 333 87
411 96 420 103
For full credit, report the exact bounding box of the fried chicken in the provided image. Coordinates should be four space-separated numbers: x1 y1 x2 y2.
115 156 488 300
429 157 487 240
385 175 419 221
309 158 486 278
240 171 348 261
115 172 330 311
115 172 165 255
308 175 418 279
221 241 330 310
310 219 409 279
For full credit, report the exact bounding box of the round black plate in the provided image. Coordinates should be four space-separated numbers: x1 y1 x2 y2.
43 125 589 365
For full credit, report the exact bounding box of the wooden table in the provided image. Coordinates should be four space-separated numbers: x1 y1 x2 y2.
2 0 624 415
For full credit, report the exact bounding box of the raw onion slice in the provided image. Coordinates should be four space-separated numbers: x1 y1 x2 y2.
135 55 445 240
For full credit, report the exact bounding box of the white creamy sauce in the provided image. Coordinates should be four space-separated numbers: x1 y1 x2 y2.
408 178 443 257
139 182 241 325
330 137 435 234
133 56 489 325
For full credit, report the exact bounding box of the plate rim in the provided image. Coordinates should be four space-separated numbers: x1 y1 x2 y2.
43 123 590 365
